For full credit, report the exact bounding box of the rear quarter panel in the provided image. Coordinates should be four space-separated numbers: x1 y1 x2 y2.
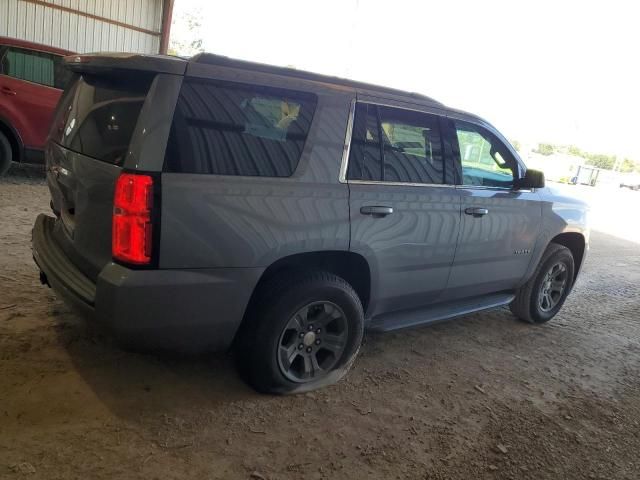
158 68 353 269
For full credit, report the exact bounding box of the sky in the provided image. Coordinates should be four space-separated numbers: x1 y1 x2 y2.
170 0 640 159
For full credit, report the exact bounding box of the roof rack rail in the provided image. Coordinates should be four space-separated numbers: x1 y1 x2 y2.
190 52 442 106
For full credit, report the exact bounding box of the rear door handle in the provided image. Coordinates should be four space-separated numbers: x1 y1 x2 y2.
1 86 16 96
464 207 489 217
360 205 394 218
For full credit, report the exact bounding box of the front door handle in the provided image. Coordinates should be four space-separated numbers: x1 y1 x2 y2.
465 207 489 217
1 86 16 96
360 205 394 218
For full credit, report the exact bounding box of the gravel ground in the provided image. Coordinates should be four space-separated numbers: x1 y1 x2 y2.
1 165 639 479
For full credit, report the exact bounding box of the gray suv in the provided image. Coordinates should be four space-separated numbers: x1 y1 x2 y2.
32 52 589 394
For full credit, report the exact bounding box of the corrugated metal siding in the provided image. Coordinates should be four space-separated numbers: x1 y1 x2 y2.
0 0 163 54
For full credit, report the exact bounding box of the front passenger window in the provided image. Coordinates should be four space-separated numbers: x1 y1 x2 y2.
455 122 515 188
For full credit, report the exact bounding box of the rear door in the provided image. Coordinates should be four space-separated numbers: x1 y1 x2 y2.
347 101 461 318
442 118 541 300
0 46 70 149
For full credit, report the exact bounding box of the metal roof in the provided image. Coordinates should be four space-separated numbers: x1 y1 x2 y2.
191 52 444 106
61 50 447 108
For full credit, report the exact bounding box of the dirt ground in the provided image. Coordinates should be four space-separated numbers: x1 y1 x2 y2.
1 165 639 480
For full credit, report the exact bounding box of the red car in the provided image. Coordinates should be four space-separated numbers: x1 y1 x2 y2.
0 37 74 175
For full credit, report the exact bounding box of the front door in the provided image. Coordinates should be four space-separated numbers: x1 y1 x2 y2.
443 118 541 300
346 101 461 317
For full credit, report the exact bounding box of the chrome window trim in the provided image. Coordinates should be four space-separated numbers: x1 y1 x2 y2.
338 98 450 186
349 179 456 188
455 185 534 193
338 98 356 184
355 97 448 116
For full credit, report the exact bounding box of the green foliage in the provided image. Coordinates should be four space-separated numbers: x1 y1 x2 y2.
585 154 615 170
169 9 205 57
568 145 583 156
534 143 555 156
510 139 521 152
620 158 640 173
535 143 640 172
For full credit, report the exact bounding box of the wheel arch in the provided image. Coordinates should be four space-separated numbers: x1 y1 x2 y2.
241 250 372 328
550 232 586 280
0 116 24 163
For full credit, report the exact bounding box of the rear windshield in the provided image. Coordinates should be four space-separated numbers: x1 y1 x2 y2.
164 79 317 177
50 73 153 165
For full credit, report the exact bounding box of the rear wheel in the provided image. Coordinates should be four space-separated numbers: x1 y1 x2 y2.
0 132 12 176
235 270 364 394
510 243 575 324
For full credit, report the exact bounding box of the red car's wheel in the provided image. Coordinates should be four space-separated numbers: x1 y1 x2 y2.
0 132 12 176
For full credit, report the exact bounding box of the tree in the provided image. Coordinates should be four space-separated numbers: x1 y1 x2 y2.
531 142 639 172
584 154 615 170
534 143 555 156
510 139 521 152
168 9 205 57
620 158 640 173
583 153 614 170
568 145 584 157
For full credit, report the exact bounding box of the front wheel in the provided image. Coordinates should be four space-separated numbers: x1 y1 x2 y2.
510 243 575 324
235 271 364 394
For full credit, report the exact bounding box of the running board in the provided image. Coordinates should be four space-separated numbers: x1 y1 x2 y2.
367 292 515 332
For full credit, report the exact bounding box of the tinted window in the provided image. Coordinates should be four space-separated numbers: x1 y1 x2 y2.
165 80 317 177
53 57 74 90
0 47 71 89
347 103 444 184
51 74 153 164
380 106 444 184
346 103 382 181
455 121 515 188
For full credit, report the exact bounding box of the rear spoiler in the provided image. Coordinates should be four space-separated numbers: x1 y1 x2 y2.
64 53 187 75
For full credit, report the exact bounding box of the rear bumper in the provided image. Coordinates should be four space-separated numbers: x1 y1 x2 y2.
32 215 96 312
32 214 263 352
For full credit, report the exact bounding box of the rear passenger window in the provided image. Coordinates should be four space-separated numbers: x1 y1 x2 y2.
347 103 444 184
346 103 383 181
380 106 444 184
164 80 317 177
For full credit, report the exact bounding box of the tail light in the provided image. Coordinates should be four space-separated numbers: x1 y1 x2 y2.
112 173 154 265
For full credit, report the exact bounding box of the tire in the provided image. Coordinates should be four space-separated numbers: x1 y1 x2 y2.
510 243 575 324
235 270 364 394
0 132 12 176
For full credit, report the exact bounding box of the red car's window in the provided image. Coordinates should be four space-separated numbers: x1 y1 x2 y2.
0 46 70 89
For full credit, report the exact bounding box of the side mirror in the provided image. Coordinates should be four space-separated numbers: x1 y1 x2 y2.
516 169 545 189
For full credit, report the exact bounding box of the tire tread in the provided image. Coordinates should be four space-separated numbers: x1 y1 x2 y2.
235 269 364 394
510 242 573 324
0 132 13 176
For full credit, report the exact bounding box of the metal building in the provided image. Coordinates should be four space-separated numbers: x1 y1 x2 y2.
0 0 174 54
